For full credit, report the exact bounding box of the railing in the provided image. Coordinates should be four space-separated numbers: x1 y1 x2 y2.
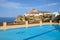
0 20 60 29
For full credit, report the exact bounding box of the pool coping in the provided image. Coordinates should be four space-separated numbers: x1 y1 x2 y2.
0 23 60 30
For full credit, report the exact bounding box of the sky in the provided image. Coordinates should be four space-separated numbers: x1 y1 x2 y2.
0 0 60 17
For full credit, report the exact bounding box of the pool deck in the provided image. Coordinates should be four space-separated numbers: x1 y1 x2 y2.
0 23 60 30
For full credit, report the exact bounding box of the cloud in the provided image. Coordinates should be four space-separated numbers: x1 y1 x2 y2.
34 3 59 8
0 0 20 8
42 3 58 7
0 0 31 9
0 0 59 9
19 3 59 9
26 3 59 9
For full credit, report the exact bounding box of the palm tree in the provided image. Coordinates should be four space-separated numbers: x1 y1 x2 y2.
14 15 25 24
25 16 29 21
43 14 52 22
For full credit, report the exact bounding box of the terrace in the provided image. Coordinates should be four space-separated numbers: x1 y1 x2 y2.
0 9 60 30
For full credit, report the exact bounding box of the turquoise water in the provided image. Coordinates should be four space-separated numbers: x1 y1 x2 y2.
0 24 60 40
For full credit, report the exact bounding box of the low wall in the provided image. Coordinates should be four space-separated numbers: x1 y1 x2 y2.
0 20 60 29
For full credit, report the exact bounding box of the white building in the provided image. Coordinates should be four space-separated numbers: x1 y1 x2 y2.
53 12 60 17
24 9 51 16
52 12 60 20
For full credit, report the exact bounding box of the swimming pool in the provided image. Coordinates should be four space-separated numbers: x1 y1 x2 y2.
0 24 60 40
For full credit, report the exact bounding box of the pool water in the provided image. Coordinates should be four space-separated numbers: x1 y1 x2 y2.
0 24 60 40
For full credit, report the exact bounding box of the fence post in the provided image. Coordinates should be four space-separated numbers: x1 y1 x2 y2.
50 20 52 23
3 22 7 29
25 21 28 27
40 20 42 25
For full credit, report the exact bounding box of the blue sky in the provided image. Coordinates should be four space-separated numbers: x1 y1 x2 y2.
0 0 60 17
